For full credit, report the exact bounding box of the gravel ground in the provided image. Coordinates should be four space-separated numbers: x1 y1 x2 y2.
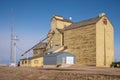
0 65 120 80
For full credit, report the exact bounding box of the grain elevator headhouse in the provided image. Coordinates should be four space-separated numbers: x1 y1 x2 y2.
46 13 114 67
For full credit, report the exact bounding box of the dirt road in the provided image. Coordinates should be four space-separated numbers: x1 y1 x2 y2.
0 66 120 80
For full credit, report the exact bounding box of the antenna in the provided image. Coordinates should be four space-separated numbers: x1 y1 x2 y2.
13 36 18 67
10 26 13 64
10 8 18 67
10 29 18 67
10 8 14 65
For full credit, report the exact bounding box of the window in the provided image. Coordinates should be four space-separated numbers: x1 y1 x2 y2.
22 61 24 64
103 18 107 25
34 60 38 64
25 60 27 64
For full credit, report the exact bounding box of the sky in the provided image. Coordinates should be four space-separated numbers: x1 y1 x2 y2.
0 0 120 64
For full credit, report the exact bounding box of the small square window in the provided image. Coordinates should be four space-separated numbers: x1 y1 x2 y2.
34 60 38 64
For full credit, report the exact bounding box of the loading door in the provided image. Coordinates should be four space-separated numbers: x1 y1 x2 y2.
66 57 74 64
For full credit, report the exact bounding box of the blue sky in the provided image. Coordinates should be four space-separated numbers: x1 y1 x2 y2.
0 0 120 64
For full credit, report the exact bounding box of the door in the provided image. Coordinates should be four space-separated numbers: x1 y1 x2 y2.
66 56 74 64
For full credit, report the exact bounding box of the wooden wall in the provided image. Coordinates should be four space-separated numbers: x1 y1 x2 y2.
64 24 96 65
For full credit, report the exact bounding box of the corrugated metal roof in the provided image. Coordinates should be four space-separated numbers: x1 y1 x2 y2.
44 52 75 57
64 16 102 30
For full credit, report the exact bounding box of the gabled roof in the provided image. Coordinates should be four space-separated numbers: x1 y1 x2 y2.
33 42 47 50
64 16 102 30
52 15 73 23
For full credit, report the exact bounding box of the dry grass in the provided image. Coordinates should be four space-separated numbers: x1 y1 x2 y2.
0 66 120 80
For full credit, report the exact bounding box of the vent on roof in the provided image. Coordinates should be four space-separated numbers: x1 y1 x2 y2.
69 17 72 20
99 13 106 17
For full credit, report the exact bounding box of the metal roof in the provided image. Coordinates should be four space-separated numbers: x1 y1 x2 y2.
64 16 102 30
46 46 61 53
44 52 75 57
20 54 43 60
33 42 47 50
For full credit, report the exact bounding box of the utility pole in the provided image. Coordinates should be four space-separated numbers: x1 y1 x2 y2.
10 8 19 67
13 36 18 67
10 26 13 64
10 26 18 67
